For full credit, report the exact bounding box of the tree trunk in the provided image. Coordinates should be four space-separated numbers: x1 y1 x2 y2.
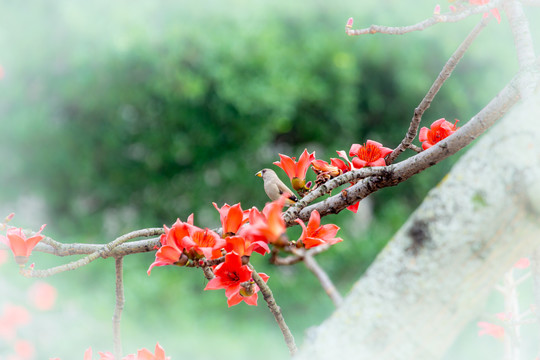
295 93 540 359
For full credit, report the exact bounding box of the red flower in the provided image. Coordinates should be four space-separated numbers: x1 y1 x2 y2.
147 217 194 274
273 149 315 191
212 202 247 236
182 227 225 260
311 160 342 178
204 252 269 306
0 225 46 264
332 150 353 173
419 118 459 150
98 350 115 360
478 321 504 339
241 196 287 246
133 343 170 360
295 210 343 249
225 235 270 257
349 140 392 168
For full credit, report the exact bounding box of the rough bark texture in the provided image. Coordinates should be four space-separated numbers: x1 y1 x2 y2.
295 93 540 360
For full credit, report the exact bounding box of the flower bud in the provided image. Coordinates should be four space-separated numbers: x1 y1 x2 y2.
239 280 256 297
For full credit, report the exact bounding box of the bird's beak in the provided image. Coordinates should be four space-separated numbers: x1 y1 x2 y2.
255 171 262 178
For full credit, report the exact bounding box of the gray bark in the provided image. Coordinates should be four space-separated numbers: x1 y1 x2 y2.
296 92 540 359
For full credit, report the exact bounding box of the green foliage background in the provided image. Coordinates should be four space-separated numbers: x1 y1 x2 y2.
0 0 535 358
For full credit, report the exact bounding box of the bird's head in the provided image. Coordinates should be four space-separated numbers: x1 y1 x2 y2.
255 168 273 179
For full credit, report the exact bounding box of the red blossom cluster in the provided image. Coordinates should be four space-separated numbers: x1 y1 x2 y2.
146 117 458 306
275 118 457 213
148 195 343 307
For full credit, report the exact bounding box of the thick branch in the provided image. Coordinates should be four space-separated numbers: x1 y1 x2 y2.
296 89 540 360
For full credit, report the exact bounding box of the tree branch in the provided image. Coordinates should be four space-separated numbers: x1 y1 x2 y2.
249 263 297 356
387 17 490 164
345 1 500 36
19 228 163 278
503 0 538 98
301 251 343 307
290 57 539 224
113 256 125 360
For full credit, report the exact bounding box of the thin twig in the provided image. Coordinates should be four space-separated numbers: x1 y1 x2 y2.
249 263 297 356
271 244 332 266
345 2 499 36
113 256 125 360
387 17 490 164
301 251 343 307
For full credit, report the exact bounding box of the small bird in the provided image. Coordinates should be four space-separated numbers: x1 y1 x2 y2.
255 168 298 206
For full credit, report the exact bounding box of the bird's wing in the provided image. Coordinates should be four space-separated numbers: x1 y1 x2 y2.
276 182 298 202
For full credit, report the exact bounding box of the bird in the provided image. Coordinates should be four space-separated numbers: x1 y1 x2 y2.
255 168 298 206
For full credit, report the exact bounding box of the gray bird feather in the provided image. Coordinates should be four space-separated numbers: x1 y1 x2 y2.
256 168 298 204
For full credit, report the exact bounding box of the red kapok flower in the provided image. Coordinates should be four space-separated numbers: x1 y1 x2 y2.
295 210 343 249
478 321 505 339
273 149 315 191
311 160 342 178
225 235 270 257
204 252 268 306
0 225 46 265
349 140 392 169
243 196 287 246
212 202 247 237
419 118 459 150
182 227 225 260
147 217 194 274
98 350 115 360
333 150 353 173
133 342 170 360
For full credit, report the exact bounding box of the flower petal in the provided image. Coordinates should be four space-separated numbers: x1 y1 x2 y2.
273 154 297 179
419 127 429 142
